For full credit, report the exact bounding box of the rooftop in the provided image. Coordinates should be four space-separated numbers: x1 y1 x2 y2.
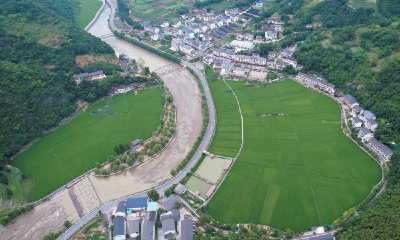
345 94 358 105
181 219 194 240
160 209 180 221
370 138 393 156
116 201 126 213
141 221 155 240
147 202 158 212
162 195 179 211
113 216 125 237
126 197 148 209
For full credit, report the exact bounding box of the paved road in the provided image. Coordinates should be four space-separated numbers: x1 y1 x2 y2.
58 61 215 240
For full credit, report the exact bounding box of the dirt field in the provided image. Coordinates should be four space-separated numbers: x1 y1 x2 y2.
0 191 79 240
90 69 203 202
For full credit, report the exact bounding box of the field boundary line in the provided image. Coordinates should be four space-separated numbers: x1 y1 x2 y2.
51 147 66 184
268 82 323 225
205 78 243 204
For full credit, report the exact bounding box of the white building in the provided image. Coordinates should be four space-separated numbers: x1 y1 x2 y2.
352 117 362 128
207 21 216 29
161 21 169 28
230 40 255 50
358 127 374 142
365 118 378 131
265 30 277 40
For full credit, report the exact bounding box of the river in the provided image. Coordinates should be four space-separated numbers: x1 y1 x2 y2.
88 5 169 71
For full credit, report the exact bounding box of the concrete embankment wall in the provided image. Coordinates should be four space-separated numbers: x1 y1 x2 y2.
84 0 106 31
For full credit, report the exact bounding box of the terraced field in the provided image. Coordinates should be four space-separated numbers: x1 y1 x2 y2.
11 88 163 201
206 80 382 232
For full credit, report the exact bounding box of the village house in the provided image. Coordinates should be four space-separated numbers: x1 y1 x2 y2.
220 60 234 75
161 21 169 28
281 49 294 58
275 62 287 70
358 127 374 142
350 105 364 116
265 30 277 40
126 197 148 213
296 64 304 70
201 40 211 48
182 27 195 38
181 219 194 240
161 195 179 211
162 219 176 239
180 14 189 20
254 35 264 43
128 220 140 239
230 14 239 22
235 55 266 66
213 48 235 59
187 16 195 22
222 16 232 25
113 217 126 240
207 20 216 29
171 38 182 51
115 201 126 217
318 80 337 94
236 32 245 40
231 66 247 77
203 55 214 65
352 117 363 128
255 0 263 7
266 19 275 23
213 59 224 68
268 51 276 58
363 110 377 120
271 24 284 32
188 23 200 34
74 70 106 85
173 20 181 27
282 57 297 68
365 118 378 131
116 71 130 76
267 59 275 68
245 33 254 41
202 33 214 41
225 8 238 15
199 23 208 32
306 24 313 28
297 72 319 85
151 32 162 41
369 138 393 161
343 94 359 109
214 18 224 27
274 19 285 25
179 43 198 57
164 27 183 37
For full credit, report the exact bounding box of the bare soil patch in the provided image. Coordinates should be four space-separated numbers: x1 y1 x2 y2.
75 54 118 67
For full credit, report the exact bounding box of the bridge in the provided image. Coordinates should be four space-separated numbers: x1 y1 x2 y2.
155 63 184 77
98 33 114 39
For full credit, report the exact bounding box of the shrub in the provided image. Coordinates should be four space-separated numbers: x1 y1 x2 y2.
147 149 153 156
119 154 127 163
101 169 108 175
119 164 125 171
126 157 134 166
167 132 172 138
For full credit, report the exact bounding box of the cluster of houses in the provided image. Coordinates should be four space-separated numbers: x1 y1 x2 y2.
73 71 106 85
113 196 195 240
296 72 337 94
116 57 141 76
266 45 303 71
344 94 393 161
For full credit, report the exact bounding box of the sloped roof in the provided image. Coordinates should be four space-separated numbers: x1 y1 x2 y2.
345 94 358 105
181 219 194 240
126 197 148 209
369 138 393 156
116 201 126 213
160 209 180 221
113 216 125 237
162 195 179 211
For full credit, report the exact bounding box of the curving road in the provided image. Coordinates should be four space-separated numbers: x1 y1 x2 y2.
59 61 215 239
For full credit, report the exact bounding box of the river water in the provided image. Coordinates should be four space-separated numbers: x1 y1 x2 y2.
88 5 169 71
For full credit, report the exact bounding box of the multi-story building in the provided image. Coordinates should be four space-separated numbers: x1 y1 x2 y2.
368 138 393 161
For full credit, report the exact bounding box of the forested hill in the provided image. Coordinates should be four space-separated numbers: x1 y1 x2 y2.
0 0 118 169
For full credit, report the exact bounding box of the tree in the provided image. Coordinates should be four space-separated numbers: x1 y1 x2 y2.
94 162 100 168
114 146 120 155
119 154 127 163
101 169 108 175
147 189 159 201
164 187 174 197
112 165 119 173
147 149 153 156
119 144 125 154
126 156 134 166
174 201 181 209
119 164 125 171
167 131 172 138
170 169 176 176
107 155 115 161
63 220 71 229
169 127 175 134
285 228 295 239
94 167 100 175
138 155 144 162
198 214 209 226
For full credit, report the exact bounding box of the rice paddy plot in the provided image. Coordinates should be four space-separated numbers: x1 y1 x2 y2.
194 156 230 183
74 0 103 29
185 176 213 199
207 79 382 232
11 88 163 201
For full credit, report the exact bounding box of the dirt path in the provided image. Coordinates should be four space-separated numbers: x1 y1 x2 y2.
89 69 203 202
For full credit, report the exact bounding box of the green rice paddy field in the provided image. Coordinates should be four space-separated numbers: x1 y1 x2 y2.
206 80 382 232
74 0 103 29
11 88 163 201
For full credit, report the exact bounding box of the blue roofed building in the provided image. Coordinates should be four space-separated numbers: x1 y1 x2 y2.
182 27 195 38
126 197 148 213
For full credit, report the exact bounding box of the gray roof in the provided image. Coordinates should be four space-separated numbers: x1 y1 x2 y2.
214 48 235 55
132 139 140 146
182 27 194 34
181 219 194 240
352 117 362 124
141 221 154 240
352 105 364 112
128 219 140 235
113 216 125 237
345 94 358 105
298 72 319 83
89 71 104 76
369 138 393 156
319 80 336 89
116 201 126 213
234 67 245 71
74 73 88 79
283 49 294 55
304 234 334 240
162 195 179 211
160 209 180 221
367 118 378 126
360 127 372 135
364 110 376 120
146 211 156 222
174 20 180 24
162 219 175 239
126 197 148 209
269 51 276 54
